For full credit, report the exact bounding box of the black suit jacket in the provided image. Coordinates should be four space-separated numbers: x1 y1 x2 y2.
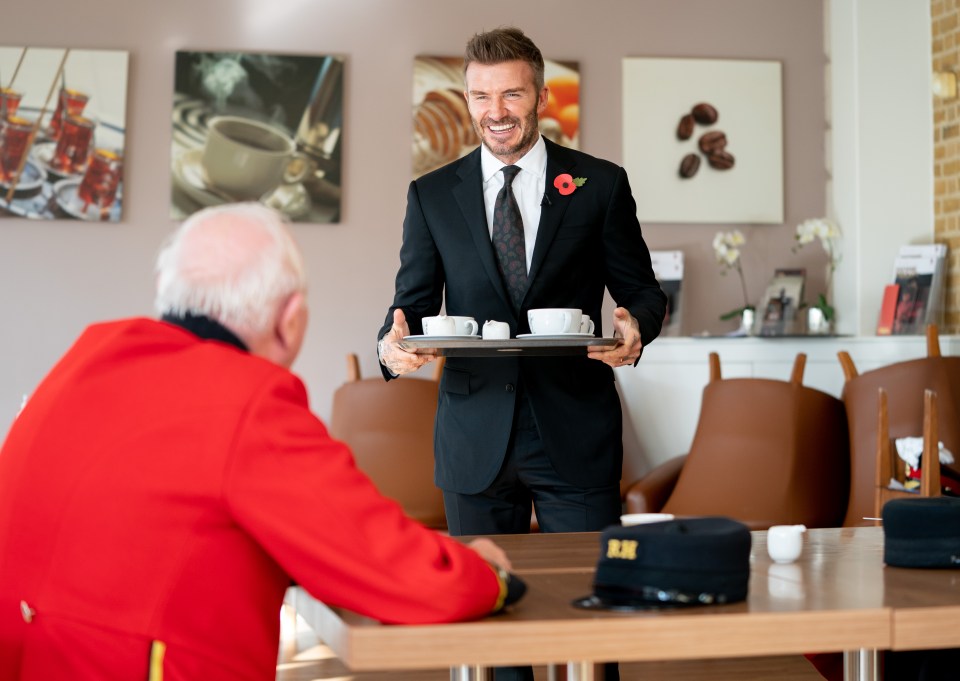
380 138 667 494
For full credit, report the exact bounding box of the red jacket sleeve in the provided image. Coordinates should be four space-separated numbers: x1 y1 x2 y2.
222 372 503 624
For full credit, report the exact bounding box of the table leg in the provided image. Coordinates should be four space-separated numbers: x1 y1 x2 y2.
562 661 597 680
843 648 879 681
450 665 493 680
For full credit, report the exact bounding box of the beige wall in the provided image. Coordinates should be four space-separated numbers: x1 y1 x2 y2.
0 0 827 424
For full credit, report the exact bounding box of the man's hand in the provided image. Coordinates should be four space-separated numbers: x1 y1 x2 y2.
379 309 437 376
467 537 527 610
466 537 512 572
587 306 643 368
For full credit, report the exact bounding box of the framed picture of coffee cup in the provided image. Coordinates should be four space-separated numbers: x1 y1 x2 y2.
412 55 580 179
0 46 128 222
622 57 783 224
170 50 344 224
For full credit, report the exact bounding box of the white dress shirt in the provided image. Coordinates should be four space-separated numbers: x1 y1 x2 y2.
480 136 548 273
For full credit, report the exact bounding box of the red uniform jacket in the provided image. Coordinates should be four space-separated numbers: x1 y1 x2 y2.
0 318 502 681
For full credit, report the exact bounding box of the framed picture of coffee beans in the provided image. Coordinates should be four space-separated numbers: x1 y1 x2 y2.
622 57 783 224
0 46 128 222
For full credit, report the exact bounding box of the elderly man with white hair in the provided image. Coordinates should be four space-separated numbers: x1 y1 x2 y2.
0 203 519 681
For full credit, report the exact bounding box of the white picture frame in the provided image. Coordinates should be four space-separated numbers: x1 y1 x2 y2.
623 57 784 224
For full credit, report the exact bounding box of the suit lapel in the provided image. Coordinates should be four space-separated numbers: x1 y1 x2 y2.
528 140 575 286
452 150 513 312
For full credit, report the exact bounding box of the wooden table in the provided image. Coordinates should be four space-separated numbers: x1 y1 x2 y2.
289 527 960 681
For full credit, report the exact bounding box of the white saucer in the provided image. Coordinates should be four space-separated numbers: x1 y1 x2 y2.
0 159 47 193
172 148 312 219
172 148 236 207
403 334 481 341
620 513 674 526
54 178 120 221
517 333 597 339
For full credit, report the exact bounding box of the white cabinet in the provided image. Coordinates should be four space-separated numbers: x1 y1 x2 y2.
615 335 960 483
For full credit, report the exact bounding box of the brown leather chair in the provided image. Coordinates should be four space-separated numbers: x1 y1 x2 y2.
624 352 849 530
329 354 447 529
839 325 959 526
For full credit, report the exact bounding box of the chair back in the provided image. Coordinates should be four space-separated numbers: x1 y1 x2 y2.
873 387 941 523
838 326 960 526
661 353 850 530
330 354 447 529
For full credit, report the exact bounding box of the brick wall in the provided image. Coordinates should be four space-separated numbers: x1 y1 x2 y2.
933 0 960 333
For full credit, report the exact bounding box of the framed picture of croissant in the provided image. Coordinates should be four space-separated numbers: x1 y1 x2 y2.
412 56 580 179
622 57 783 224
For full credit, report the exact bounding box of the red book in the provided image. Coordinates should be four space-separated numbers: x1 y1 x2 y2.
877 284 900 335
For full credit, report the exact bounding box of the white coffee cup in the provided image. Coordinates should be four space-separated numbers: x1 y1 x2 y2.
527 308 582 335
202 116 310 200
448 316 479 336
421 315 456 336
579 314 595 335
620 513 674 526
482 320 510 340
767 524 806 564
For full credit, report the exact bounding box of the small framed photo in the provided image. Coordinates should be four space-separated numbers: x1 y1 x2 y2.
757 268 805 336
650 250 684 336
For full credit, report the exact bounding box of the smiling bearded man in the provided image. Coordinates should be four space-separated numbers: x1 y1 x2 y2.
465 58 545 163
377 27 667 680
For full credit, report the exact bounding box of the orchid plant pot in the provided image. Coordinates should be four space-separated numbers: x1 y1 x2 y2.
806 307 832 335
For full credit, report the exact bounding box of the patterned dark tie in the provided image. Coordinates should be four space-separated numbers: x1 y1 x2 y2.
492 165 527 311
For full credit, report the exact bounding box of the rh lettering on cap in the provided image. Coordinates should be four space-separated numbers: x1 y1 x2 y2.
606 539 638 560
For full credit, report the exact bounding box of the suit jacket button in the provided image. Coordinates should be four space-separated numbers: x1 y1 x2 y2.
505 384 515 392
20 600 34 623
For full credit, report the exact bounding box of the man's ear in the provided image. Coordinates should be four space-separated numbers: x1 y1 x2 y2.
537 86 549 115
274 291 307 366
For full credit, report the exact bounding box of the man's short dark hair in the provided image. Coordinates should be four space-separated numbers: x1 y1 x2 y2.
464 27 545 91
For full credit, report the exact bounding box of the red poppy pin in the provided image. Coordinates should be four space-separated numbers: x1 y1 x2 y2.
553 173 587 196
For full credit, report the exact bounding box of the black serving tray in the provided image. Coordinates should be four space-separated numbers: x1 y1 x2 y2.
399 336 621 357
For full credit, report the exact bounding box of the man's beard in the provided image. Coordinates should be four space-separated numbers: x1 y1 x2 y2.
475 108 540 160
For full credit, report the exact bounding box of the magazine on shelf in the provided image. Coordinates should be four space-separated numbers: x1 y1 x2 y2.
757 268 805 336
650 250 683 336
889 244 947 335
876 284 900 336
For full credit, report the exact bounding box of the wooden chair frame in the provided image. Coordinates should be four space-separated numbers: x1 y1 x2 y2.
873 387 940 523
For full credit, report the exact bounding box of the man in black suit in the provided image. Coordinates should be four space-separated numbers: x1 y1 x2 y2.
378 26 665 539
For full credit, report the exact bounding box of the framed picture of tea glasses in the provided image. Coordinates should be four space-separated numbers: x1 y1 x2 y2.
0 46 128 222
